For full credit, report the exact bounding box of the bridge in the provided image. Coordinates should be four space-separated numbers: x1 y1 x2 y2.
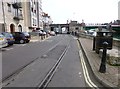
49 23 120 32
85 24 120 32
50 24 69 28
49 23 120 39
49 24 69 33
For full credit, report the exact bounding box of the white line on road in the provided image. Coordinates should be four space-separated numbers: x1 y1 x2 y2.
79 50 99 89
6 48 14 51
0 48 13 51
21 44 26 46
5 44 26 51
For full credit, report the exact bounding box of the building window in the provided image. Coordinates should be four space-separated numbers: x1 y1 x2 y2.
32 18 37 26
31 7 33 12
30 0 33 6
7 3 11 12
20 10 22 16
34 0 36 4
14 9 18 17
34 19 37 26
32 18 34 26
34 10 36 14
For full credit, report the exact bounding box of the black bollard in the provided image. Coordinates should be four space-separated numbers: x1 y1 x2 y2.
99 41 108 73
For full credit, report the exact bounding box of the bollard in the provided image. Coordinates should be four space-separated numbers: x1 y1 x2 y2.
99 41 108 73
41 35 43 40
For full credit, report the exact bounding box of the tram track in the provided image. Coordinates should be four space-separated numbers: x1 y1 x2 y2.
36 44 70 89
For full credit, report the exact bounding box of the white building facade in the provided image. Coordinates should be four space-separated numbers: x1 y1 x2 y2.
42 12 53 31
37 0 43 30
0 0 51 32
0 0 25 32
23 0 43 32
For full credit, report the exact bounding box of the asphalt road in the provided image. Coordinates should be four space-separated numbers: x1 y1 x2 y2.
2 35 63 80
47 36 86 87
1 34 103 88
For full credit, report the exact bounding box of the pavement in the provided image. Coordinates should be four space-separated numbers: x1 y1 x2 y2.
30 35 50 42
78 37 120 88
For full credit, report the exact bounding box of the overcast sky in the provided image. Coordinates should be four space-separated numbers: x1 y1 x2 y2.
42 0 120 24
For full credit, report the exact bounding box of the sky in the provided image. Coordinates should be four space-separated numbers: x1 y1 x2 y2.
42 0 120 24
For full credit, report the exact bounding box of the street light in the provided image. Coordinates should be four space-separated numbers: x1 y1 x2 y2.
2 0 6 32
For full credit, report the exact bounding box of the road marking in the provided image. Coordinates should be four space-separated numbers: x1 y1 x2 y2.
6 48 13 51
77 40 80 49
0 48 13 51
79 72 82 77
21 44 26 46
44 40 53 42
79 72 82 75
73 37 77 40
77 40 98 88
79 50 98 88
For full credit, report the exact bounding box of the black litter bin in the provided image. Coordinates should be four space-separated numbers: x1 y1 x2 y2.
94 31 113 53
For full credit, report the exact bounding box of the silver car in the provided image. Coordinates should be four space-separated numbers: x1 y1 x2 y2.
0 33 8 48
50 31 56 36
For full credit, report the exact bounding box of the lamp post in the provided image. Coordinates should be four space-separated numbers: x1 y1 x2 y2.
2 0 6 32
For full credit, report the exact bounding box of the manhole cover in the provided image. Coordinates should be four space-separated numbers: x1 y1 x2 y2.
41 54 48 58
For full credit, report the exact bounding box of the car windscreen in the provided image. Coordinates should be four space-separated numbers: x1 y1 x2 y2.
0 33 4 38
2 33 13 38
22 32 29 36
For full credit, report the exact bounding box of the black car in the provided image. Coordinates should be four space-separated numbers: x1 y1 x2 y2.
1 32 15 45
12 32 31 44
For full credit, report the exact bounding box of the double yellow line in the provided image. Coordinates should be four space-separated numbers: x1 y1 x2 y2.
77 40 98 88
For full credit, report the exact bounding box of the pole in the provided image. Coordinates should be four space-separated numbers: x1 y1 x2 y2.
2 0 6 32
99 41 108 73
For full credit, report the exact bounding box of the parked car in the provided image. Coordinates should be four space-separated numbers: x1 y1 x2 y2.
32 30 43 36
1 32 15 45
0 33 8 48
67 32 70 34
38 30 44 36
12 32 31 44
22 32 31 38
50 31 56 36
42 31 46 35
87 29 97 36
45 30 51 34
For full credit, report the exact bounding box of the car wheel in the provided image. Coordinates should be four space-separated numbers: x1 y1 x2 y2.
9 44 13 46
26 40 30 43
11 43 14 45
20 39 25 44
